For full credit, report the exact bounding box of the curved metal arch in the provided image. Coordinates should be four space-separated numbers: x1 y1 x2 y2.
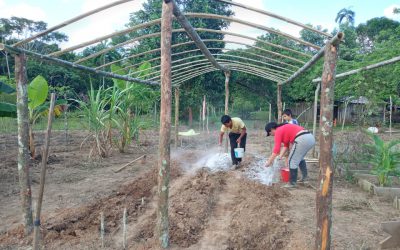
157 61 287 83
133 53 292 79
123 48 295 73
142 57 290 81
96 39 301 71
171 66 281 86
194 28 311 58
185 13 321 50
217 60 288 79
159 61 286 83
76 30 306 65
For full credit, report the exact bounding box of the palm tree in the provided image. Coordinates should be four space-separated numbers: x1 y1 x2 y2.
335 8 355 26
394 7 400 14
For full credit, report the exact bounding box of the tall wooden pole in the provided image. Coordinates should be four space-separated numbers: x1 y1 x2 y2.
15 53 33 235
174 87 179 149
312 83 320 157
157 0 173 248
315 33 343 250
224 71 230 153
277 84 282 122
33 93 56 250
390 96 392 136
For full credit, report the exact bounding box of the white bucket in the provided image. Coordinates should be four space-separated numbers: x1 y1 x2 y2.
234 148 245 158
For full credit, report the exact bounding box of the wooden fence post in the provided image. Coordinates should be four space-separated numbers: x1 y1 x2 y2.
315 33 343 250
174 87 180 149
15 53 33 235
277 84 282 122
157 0 173 248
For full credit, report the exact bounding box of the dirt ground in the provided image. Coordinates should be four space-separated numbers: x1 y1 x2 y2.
1 127 400 249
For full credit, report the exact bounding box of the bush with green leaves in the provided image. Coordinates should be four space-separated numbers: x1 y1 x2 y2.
362 132 400 186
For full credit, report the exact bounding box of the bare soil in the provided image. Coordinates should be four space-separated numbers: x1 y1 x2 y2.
1 128 400 249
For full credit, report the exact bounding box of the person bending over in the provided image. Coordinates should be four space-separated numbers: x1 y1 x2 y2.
219 115 247 168
282 109 308 183
264 122 315 188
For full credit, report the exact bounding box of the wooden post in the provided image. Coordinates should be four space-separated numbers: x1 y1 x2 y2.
157 0 173 248
224 71 230 153
174 87 179 149
315 33 343 250
341 100 349 131
15 53 33 235
269 102 272 122
390 96 392 136
312 83 320 157
224 71 230 115
383 103 386 126
277 84 282 122
33 93 56 250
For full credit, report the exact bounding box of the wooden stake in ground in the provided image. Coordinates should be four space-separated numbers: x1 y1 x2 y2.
33 93 56 250
157 0 173 248
15 53 33 235
174 87 180 149
315 32 343 250
277 84 282 122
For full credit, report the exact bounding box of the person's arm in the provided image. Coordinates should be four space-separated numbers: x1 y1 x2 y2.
279 146 288 158
265 132 281 167
219 131 225 145
236 126 247 146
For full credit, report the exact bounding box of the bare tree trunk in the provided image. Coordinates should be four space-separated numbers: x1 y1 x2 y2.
277 84 282 122
174 87 179 149
315 33 342 250
157 1 173 248
33 93 56 250
312 83 320 158
15 53 33 235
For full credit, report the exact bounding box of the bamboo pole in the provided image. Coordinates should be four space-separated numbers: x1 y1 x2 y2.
213 0 332 38
170 5 226 71
157 0 173 248
312 55 400 83
13 0 135 47
0 44 158 86
49 19 161 57
315 31 342 250
33 93 56 250
277 84 282 122
284 32 344 85
15 53 33 235
312 83 320 157
383 103 386 126
186 13 321 50
174 87 180 149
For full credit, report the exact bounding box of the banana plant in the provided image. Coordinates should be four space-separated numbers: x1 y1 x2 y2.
28 75 49 158
362 132 400 186
0 80 16 117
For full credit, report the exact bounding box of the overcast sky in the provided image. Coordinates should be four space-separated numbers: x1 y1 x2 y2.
1 0 399 49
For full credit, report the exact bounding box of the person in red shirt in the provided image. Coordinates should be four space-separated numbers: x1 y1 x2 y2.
264 122 315 188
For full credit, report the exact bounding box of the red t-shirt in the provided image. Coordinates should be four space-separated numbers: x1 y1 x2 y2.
273 124 304 154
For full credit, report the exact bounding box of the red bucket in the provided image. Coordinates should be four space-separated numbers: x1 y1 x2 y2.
281 168 290 182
